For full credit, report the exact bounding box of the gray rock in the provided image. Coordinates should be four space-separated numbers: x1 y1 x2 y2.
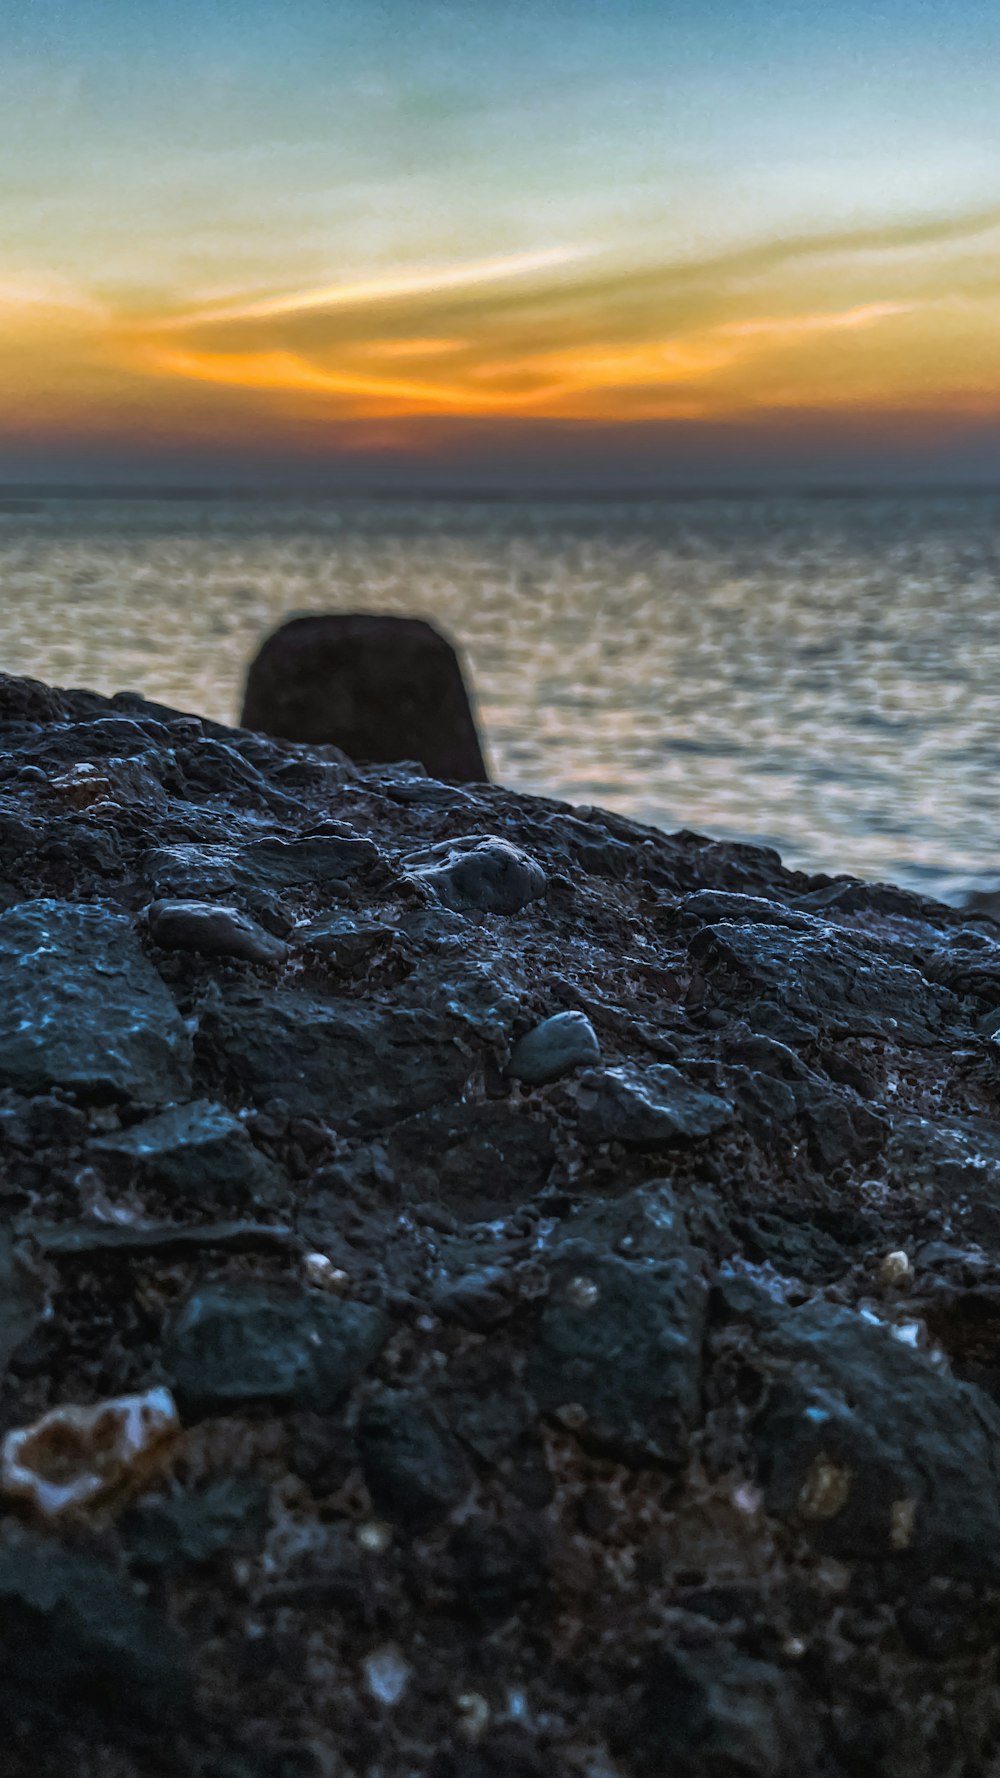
92 1098 286 1206
571 1062 732 1147
358 1389 471 1525
0 1539 190 1728
198 986 468 1127
0 1229 47 1373
164 1280 389 1415
302 912 392 970
527 1239 707 1463
0 900 192 1105
236 833 381 888
145 899 289 964
510 1010 600 1085
408 836 546 914
689 918 962 1044
722 1273 1000 1576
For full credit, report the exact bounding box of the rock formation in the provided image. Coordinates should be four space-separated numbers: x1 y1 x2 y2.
1 668 1000 1775
241 613 488 782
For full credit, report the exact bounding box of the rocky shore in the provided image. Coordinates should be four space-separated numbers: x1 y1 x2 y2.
2 669 1000 1775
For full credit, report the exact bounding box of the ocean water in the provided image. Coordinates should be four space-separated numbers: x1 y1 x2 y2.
2 488 999 905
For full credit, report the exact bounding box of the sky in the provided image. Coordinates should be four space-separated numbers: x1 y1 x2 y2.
2 0 1000 489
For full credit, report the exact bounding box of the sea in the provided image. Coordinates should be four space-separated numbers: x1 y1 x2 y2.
2 487 1000 907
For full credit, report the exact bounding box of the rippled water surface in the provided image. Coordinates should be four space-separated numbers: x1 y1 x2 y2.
2 490 1000 901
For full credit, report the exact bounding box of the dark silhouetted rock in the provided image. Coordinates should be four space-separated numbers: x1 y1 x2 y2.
3 668 1000 1777
241 613 487 781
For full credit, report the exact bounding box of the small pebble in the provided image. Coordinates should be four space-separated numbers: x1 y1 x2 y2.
878 1249 914 1291
509 1010 601 1086
304 1253 351 1294
798 1457 852 1522
456 1692 491 1740
362 1644 411 1706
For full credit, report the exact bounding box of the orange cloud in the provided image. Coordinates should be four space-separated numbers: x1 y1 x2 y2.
4 207 1000 461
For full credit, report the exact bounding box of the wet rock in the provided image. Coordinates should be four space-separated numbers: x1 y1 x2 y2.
571 1063 732 1147
689 918 962 1044
509 1010 601 1085
527 1239 706 1462
431 1266 515 1330
164 1280 389 1415
92 1098 286 1207
236 832 382 888
241 612 488 781
358 1390 471 1525
721 1273 1000 1575
407 836 546 914
198 986 468 1127
0 899 192 1104
145 899 289 964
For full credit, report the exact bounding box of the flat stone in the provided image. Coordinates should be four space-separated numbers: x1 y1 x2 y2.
198 986 468 1127
164 1280 389 1415
571 1062 733 1147
527 1239 707 1462
509 1010 601 1085
0 900 192 1105
145 899 289 964
92 1098 286 1206
408 836 546 914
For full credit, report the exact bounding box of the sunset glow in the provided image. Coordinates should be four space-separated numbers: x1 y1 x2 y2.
3 0 1000 485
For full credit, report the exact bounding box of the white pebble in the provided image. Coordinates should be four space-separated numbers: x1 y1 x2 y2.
363 1644 411 1706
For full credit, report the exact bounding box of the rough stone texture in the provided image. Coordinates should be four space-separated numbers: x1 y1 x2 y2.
241 612 488 781
91 1098 287 1207
0 899 192 1105
4 668 1000 1774
164 1280 389 1415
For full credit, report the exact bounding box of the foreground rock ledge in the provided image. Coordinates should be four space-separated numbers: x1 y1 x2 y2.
2 671 1000 1776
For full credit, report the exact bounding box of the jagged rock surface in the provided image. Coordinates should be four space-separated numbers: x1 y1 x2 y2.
1 670 1000 1775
